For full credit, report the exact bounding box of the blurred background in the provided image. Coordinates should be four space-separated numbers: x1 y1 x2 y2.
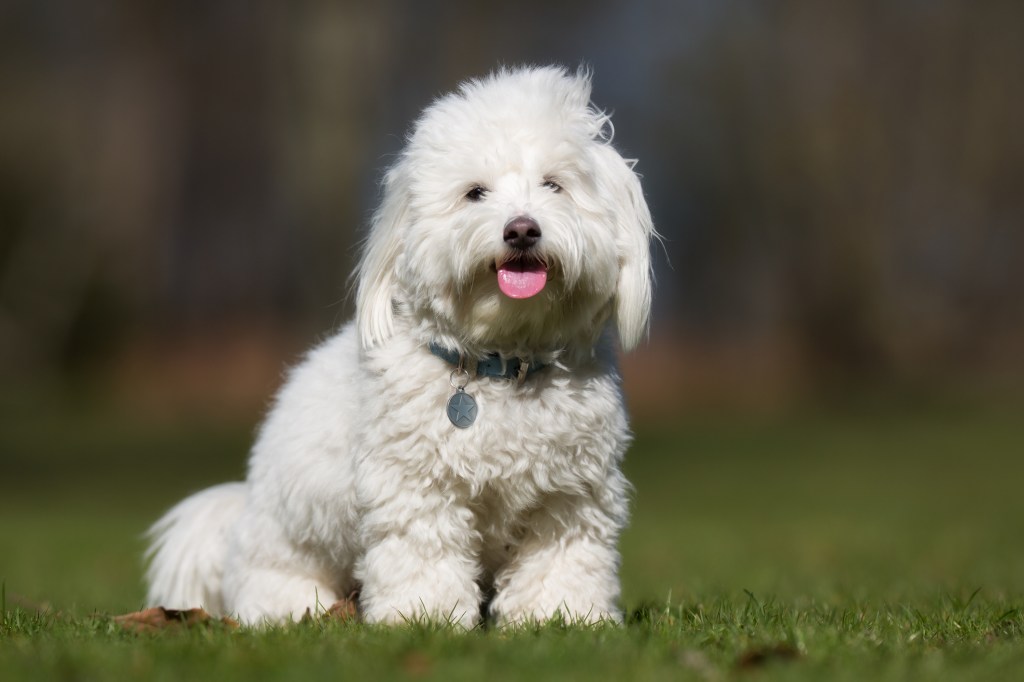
3 0 1024 412
1 0 1023 614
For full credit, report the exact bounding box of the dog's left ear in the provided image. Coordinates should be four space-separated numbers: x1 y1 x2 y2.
592 144 654 352
355 160 410 349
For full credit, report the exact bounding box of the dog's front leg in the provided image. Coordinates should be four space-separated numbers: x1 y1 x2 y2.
356 470 482 628
490 494 624 626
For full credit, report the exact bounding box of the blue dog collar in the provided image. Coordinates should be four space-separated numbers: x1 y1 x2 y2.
428 342 546 382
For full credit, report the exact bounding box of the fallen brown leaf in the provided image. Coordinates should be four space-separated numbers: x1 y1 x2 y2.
113 607 239 633
325 595 359 622
402 650 432 677
735 643 801 669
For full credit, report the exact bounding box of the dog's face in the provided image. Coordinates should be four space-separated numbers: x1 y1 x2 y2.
357 67 653 354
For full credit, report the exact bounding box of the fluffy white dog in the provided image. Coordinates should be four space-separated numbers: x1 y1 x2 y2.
145 65 654 627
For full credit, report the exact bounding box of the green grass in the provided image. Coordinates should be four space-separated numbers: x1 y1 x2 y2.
2 393 1023 680
3 601 1021 681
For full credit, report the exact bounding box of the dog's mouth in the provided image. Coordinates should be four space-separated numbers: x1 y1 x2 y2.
493 253 549 299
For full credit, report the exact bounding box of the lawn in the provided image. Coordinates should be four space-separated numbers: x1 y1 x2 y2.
2 392 1023 680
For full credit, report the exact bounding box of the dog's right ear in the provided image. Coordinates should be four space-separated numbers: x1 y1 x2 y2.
355 161 410 349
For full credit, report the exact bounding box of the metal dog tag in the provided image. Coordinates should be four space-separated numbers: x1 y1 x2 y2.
446 388 477 428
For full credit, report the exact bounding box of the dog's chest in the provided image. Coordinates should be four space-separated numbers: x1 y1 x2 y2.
362 349 628 507
432 370 626 500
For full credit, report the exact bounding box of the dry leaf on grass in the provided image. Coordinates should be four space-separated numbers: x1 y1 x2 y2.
299 595 360 623
402 650 433 677
735 643 801 669
326 596 359 621
113 607 239 633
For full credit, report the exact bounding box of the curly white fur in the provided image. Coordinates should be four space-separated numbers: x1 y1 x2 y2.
145 65 654 627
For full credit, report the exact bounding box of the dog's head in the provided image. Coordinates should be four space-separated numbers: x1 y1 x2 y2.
356 66 654 355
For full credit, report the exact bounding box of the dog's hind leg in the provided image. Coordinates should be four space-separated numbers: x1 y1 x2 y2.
224 565 340 625
145 482 247 615
220 511 347 625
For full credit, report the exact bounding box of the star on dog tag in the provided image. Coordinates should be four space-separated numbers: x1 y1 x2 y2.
446 388 477 428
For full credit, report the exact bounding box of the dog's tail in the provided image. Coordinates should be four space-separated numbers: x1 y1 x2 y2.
144 482 247 615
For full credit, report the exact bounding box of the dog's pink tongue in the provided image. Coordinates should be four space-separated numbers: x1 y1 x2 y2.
497 262 548 299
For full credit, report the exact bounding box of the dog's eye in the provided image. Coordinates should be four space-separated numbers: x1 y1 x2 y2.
465 185 488 202
542 179 562 193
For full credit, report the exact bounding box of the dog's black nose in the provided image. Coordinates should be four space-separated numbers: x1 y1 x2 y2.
503 216 542 249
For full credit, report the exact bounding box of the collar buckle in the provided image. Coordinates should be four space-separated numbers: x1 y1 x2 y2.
428 342 545 382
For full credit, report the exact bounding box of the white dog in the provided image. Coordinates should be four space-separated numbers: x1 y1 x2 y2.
145 65 654 627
